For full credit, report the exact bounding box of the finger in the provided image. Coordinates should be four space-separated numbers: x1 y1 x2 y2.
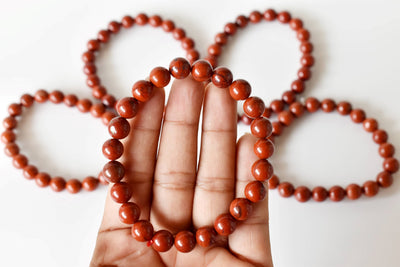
151 76 205 232
99 87 165 231
229 134 273 266
193 83 237 228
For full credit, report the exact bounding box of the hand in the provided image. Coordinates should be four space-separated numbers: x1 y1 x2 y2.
90 76 273 267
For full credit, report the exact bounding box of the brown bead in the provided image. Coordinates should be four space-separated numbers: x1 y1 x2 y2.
224 22 237 35
243 97 265 118
110 182 132 203
20 94 34 107
350 109 366 123
83 63 96 75
321 99 336 112
268 175 280 189
294 186 311 202
214 213 236 236
289 18 303 30
278 182 294 198
336 101 352 115
278 110 294 126
229 79 251 100
35 172 51 187
215 32 228 45
169 57 191 79
376 171 393 188
329 186 345 202
150 67 171 88
300 54 314 67
277 11 291 23
363 118 378 132
196 227 216 247
191 60 213 82
174 231 196 253
186 49 200 64
212 67 233 88
346 184 362 200
383 157 399 173
251 159 273 181
98 171 109 185
300 42 313 53
103 161 125 183
119 202 141 224
241 114 253 125
66 179 82 194
254 138 274 159
269 99 284 113
116 97 139 119
97 30 110 43
149 15 162 27
102 139 124 160
312 186 328 202
289 102 305 117
181 37 195 50
135 13 148 25
8 103 22 116
161 20 175 32
82 176 99 191
86 75 100 88
297 29 310 41
298 67 311 81
208 43 222 57
363 181 379 197
101 111 117 125
12 154 28 169
64 94 78 107
263 9 277 21
34 90 49 103
4 143 19 157
108 117 130 139
305 97 320 112
82 51 95 63
235 15 248 28
23 165 38 180
108 21 121 33
272 121 284 136
249 10 262 23
3 116 17 130
76 99 92 113
282 90 296 104
262 107 272 118
379 143 395 158
87 39 100 51
101 94 116 108
90 103 106 118
250 117 272 139
92 86 106 99
132 220 154 242
372 130 388 144
245 180 267 202
49 90 64 103
50 177 66 192
230 198 253 221
132 80 154 102
172 28 186 40
121 15 134 28
291 79 305 93
152 230 174 252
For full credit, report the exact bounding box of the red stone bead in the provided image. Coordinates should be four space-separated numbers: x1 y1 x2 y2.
212 67 233 88
49 90 64 103
208 43 222 57
305 97 320 112
186 49 200 64
229 79 251 100
116 97 139 119
277 11 291 23
8 103 22 116
98 171 109 185
101 94 116 108
83 63 97 75
235 15 248 28
291 79 305 93
312 186 328 202
372 130 388 144
132 80 154 102
224 22 237 35
20 94 34 107
181 37 195 50
103 161 125 183
174 231 196 253
289 102 305 117
329 186 345 202
152 230 174 252
245 180 267 202
66 179 82 194
383 157 399 173
3 116 17 130
278 110 294 126
135 13 148 25
297 29 310 41
379 143 395 158
254 138 274 159
82 176 99 191
12 154 28 169
243 97 265 118
92 86 106 99
82 51 95 63
278 182 294 198
300 42 313 53
252 160 273 182
268 175 280 189
272 121 284 136
34 90 49 103
336 101 352 115
191 60 213 82
108 21 121 33
121 15 134 28
294 186 311 202
35 172 51 187
298 67 311 81
196 227 216 247
250 117 273 138
262 108 272 118
269 100 283 113
102 139 124 160
132 220 154 242
363 181 379 197
22 165 38 180
241 114 253 125
4 143 19 157
64 94 78 107
149 15 162 27
150 67 171 88
263 9 277 21
90 103 106 118
172 28 186 40
346 184 362 200
108 117 130 139
169 57 191 79
289 18 303 30
376 171 393 188
229 198 253 221
363 118 378 132
249 10 262 23
321 99 336 112
282 90 296 104
214 213 236 236
300 54 314 67
101 111 117 126
215 32 228 45
161 20 175 32
76 99 92 113
87 39 100 51
50 177 66 192
97 30 111 43
110 182 132 203
350 109 366 123
119 202 141 224
86 75 100 88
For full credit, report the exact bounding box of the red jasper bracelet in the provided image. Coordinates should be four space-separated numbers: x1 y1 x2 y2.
82 13 200 108
101 57 275 253
1 90 108 193
268 97 399 202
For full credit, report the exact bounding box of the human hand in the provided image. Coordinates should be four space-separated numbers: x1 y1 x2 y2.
90 76 273 267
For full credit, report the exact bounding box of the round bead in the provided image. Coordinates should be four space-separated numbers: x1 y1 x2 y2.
350 109 366 123
208 44 222 57
291 79 305 93
169 57 191 79
379 143 395 158
215 32 228 44
108 117 130 139
196 227 216 248
103 161 125 183
278 110 294 126
132 220 154 242
87 39 100 51
277 11 291 23
20 94 34 107
64 94 78 107
116 97 139 119
121 15 134 28
272 121 284 136
12 154 28 169
243 97 265 118
149 15 162 27
229 79 251 100
305 97 320 112
278 182 294 198
254 139 274 159
102 111 117 125
150 67 171 88
82 51 95 63
300 54 314 67
214 213 236 236
383 157 399 173
297 29 310 41
172 28 186 40
83 63 96 75
268 175 280 189
181 37 195 50
289 102 305 117
372 130 388 144
376 171 393 188
241 114 253 125
270 99 285 113
329 186 345 202
336 101 352 115
363 181 379 197
251 159 273 181
102 95 116 109
22 165 38 179
263 9 277 21
152 230 174 252
250 117 273 138
363 118 378 132
245 181 267 202
35 172 51 187
191 60 213 82
321 99 336 112
1 130 16 143
135 13 148 25
92 86 106 99
66 179 82 194
34 90 49 103
300 42 313 53
289 18 303 30
312 186 328 202
50 177 66 192
174 231 196 253
229 198 253 221
132 80 154 102
102 139 124 160
119 202 141 224
224 22 237 35
4 143 19 157
90 103 106 118
8 103 22 116
76 99 92 113
294 186 311 202
49 90 64 103
297 67 311 80
110 182 132 203
249 10 262 23
108 21 121 33
162 20 175 32
86 75 100 88
282 90 296 104
212 67 233 88
346 184 362 200
82 176 99 191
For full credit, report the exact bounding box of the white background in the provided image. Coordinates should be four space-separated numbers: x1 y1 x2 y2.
0 0 400 266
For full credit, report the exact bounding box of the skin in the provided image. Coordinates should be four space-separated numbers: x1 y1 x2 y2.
90 76 273 267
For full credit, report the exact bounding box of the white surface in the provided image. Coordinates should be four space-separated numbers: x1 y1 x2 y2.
0 0 400 266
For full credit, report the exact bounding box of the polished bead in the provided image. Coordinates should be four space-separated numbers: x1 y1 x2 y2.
282 90 296 104
64 94 78 107
383 157 399 173
23 165 38 180
102 139 124 160
108 21 121 33
101 111 117 126
172 28 186 40
321 99 336 112
289 102 305 117
86 75 100 88
20 94 34 107
224 22 237 35
376 171 393 188
97 30 110 43
135 13 148 25
269 100 283 113
119 202 141 224
312 186 328 202
132 220 154 241
363 118 378 132
208 43 222 57
379 143 395 158
363 181 379 197
254 138 274 159
272 121 284 136
250 117 273 138
278 110 294 126
82 51 95 63
98 171 109 185
50 177 66 192
132 80 154 102
297 29 310 41
101 94 116 108
212 67 233 88
149 15 162 27
35 172 51 187
329 186 345 202
175 231 196 253
152 230 174 252
298 67 311 81
82 176 99 191
278 182 294 198
49 90 64 103
92 86 106 99
169 57 191 79
121 15 134 28
34 90 49 103
150 67 171 88
76 99 92 113
191 60 213 82
294 186 311 202
4 143 19 157
108 117 130 139
8 103 22 116
161 20 175 32
300 54 314 67
116 97 139 119
103 161 125 183
83 63 96 75
215 33 228 45
229 79 251 100
268 175 280 189
263 9 277 21
181 37 195 50
245 180 267 202
229 198 253 221
235 15 248 28
186 48 200 64
262 107 272 118
87 39 100 51
277 11 291 23
241 114 253 125
3 116 17 130
336 101 352 115
350 109 366 123
90 103 106 117
66 179 82 194
196 227 216 247
372 129 388 144
346 184 362 200
289 18 303 30
12 154 28 169
214 213 236 236
291 79 305 93
305 97 320 112
300 42 313 53
110 182 132 203
243 97 265 118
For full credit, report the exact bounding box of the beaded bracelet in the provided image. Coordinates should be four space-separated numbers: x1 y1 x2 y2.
268 97 399 202
82 13 200 108
206 9 314 124
1 89 109 193
101 57 275 253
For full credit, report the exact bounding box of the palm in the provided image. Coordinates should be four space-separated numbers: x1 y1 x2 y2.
91 77 273 267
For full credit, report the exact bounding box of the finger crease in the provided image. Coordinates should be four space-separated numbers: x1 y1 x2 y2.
196 176 234 193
